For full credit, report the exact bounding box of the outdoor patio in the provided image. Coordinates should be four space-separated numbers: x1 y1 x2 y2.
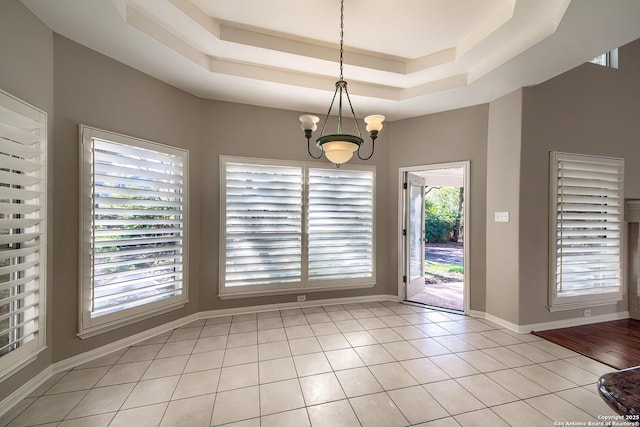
407 243 464 312
408 282 464 312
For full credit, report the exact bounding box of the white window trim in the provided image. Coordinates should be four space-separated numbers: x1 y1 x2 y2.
548 151 624 312
0 89 47 381
219 156 376 299
78 126 189 338
589 48 619 69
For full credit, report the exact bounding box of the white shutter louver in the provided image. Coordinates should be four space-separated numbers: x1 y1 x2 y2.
550 152 624 310
224 162 302 288
90 139 185 317
308 168 374 281
0 90 46 368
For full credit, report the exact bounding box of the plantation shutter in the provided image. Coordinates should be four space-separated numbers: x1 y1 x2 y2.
87 134 186 318
0 90 46 364
550 152 624 310
224 161 302 288
308 167 374 281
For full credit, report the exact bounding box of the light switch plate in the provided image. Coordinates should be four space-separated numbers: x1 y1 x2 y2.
494 211 510 222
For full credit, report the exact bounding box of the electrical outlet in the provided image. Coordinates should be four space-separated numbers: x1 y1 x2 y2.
297 295 306 302
494 211 510 223
584 309 591 317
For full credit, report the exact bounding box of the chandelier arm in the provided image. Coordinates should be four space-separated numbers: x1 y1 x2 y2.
307 137 323 159
357 139 376 160
343 85 363 138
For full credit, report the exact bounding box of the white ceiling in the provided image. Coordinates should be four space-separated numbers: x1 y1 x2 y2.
21 0 640 121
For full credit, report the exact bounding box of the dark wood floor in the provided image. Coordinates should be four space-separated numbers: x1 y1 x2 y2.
533 319 640 370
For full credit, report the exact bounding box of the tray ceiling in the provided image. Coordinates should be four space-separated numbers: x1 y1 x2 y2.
21 0 640 120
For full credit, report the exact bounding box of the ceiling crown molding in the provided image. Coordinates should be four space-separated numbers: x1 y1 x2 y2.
22 0 640 120
117 0 570 100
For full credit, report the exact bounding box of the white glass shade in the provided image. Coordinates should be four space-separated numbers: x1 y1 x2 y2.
323 140 359 164
299 114 320 132
364 114 385 132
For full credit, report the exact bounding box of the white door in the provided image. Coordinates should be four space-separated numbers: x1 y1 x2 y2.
405 173 426 300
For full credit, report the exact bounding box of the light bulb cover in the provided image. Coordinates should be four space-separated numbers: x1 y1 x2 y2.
364 114 385 132
299 114 319 132
323 142 357 164
316 134 363 164
324 149 355 164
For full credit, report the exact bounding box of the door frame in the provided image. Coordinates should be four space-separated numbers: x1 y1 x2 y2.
397 161 471 314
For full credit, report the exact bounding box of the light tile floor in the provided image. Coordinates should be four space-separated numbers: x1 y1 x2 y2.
1 301 617 426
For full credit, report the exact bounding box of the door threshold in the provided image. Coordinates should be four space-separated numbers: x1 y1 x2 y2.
402 300 465 315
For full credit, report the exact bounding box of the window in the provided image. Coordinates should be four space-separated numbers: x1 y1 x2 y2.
549 152 624 311
220 156 375 298
79 126 188 337
307 167 374 282
0 89 47 379
589 48 618 69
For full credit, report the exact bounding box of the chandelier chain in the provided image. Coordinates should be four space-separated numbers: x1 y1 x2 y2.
339 0 344 80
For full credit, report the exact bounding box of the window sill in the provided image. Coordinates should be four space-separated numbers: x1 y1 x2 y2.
78 301 187 339
0 345 47 383
547 297 622 312
218 283 375 300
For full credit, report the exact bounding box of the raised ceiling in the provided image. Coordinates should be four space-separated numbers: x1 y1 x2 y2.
21 0 640 120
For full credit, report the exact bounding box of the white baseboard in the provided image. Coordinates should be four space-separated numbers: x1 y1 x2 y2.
468 309 484 318
0 366 53 421
469 310 630 334
0 294 398 419
484 312 523 333
469 310 522 333
1 312 201 419
198 294 398 319
521 311 630 333
54 313 201 374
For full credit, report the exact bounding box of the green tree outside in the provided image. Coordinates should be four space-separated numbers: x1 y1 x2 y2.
425 186 463 243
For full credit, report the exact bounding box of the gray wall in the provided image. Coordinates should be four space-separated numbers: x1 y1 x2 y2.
0 1 392 399
3 0 640 405
519 38 640 325
198 100 391 311
486 90 522 324
386 106 489 312
0 0 53 402
51 35 202 361
51 35 392 358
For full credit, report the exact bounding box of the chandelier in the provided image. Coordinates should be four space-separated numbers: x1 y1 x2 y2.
299 0 384 166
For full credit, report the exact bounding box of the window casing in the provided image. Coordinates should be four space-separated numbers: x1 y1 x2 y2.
220 156 375 298
589 48 619 69
80 126 188 337
549 152 624 311
0 89 47 379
